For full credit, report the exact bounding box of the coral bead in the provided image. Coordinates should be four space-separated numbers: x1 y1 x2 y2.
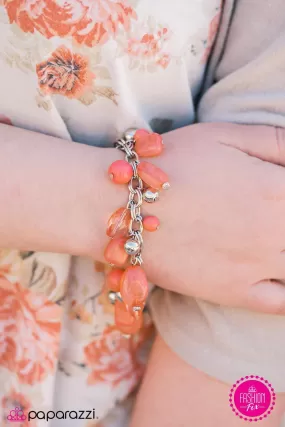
137 161 169 190
134 129 149 138
134 129 163 157
104 237 129 267
115 300 143 334
106 268 124 292
106 207 131 238
120 266 149 313
108 160 133 184
143 216 160 231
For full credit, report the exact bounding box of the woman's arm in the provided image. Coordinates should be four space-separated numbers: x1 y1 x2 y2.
130 334 285 427
0 123 125 256
2 122 285 314
142 122 285 314
130 125 285 427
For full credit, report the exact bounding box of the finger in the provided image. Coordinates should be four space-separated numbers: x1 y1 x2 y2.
270 251 285 278
241 279 285 315
211 123 285 166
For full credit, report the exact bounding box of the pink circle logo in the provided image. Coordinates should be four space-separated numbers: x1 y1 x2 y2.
7 406 27 422
229 376 275 421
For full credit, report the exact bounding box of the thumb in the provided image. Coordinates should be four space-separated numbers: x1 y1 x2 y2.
242 279 285 315
212 123 285 166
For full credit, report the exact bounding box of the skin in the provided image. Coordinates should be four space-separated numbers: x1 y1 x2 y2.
2 122 285 314
2 121 285 424
130 335 285 427
142 123 285 314
130 123 285 426
0 123 125 255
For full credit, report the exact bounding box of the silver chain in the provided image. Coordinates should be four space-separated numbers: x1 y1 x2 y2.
114 136 144 266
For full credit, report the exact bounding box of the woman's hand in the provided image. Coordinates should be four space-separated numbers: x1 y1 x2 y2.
142 123 285 314
3 121 285 314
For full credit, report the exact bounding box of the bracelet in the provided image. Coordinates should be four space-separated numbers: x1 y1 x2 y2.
103 128 169 335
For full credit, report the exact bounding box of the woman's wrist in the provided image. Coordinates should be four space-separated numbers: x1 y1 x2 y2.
0 124 127 257
82 146 129 259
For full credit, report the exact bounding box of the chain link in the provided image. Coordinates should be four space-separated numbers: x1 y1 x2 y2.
114 132 144 265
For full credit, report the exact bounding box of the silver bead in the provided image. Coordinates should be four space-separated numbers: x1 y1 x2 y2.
124 239 140 255
162 182 171 190
142 189 159 203
122 333 131 339
116 291 123 302
133 306 142 316
108 291 117 304
123 128 137 142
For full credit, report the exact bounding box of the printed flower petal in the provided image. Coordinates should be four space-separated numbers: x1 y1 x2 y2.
4 0 137 47
0 278 61 385
36 45 94 99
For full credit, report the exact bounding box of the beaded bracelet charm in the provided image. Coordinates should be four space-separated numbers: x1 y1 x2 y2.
104 128 169 335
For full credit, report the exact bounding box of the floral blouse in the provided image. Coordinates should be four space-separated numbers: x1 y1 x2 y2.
0 0 221 426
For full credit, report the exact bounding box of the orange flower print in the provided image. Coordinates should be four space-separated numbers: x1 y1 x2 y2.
84 325 143 388
0 278 61 385
156 53 170 69
0 337 17 372
36 46 94 99
4 0 137 47
69 300 93 324
0 249 23 284
0 264 12 278
201 4 222 64
123 25 171 71
98 286 115 315
94 261 106 273
2 389 35 427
